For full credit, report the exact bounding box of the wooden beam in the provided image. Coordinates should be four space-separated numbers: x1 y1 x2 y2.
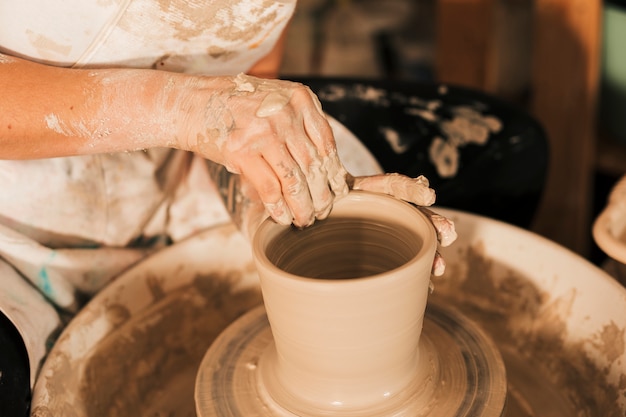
529 0 602 255
434 0 497 91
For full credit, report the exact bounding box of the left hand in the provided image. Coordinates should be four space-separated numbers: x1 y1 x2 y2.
349 173 457 276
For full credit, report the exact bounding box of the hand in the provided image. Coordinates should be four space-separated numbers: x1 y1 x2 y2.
181 74 348 228
206 163 456 276
349 173 457 276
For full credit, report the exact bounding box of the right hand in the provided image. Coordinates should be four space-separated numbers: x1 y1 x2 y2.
350 173 457 276
178 74 348 228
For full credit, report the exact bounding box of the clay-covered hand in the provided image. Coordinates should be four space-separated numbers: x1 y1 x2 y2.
182 74 348 228
349 173 457 276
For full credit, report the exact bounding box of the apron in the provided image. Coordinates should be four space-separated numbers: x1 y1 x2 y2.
0 0 296 386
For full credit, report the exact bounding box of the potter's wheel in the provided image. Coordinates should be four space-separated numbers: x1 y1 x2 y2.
32 209 626 416
195 301 506 417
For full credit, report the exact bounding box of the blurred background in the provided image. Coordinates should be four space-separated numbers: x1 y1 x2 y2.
278 0 626 270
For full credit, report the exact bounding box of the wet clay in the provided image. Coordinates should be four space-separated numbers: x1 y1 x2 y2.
247 191 438 415
266 216 420 279
196 193 499 417
32 211 626 416
86 277 259 416
32 272 262 417
195 301 507 417
234 73 294 118
431 242 623 417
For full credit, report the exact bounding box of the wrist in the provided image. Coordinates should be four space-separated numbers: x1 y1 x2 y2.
77 68 181 153
169 75 236 158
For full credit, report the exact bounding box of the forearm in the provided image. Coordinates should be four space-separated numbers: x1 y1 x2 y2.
0 52 349 228
0 53 190 159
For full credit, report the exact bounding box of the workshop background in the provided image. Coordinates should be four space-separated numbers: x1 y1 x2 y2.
279 0 626 268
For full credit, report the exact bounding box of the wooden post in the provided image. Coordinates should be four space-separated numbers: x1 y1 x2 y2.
434 0 498 92
529 0 602 255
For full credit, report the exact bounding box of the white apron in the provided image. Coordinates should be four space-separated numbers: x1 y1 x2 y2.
0 0 296 386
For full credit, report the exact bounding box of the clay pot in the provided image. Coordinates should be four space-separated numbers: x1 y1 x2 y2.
251 190 437 415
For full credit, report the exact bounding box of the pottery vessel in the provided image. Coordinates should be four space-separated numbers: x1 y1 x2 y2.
251 190 437 415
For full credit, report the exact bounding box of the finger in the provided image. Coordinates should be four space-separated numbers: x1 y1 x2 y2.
292 87 327 143
238 178 269 241
307 116 349 203
321 148 349 202
282 123 335 220
239 156 293 225
299 96 349 201
352 174 436 206
432 251 446 276
260 141 316 227
418 207 458 247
